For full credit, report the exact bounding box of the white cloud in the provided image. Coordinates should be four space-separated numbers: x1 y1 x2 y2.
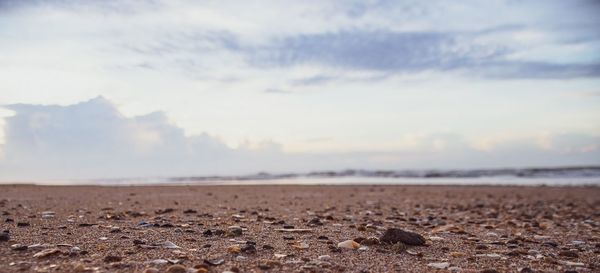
0 97 598 181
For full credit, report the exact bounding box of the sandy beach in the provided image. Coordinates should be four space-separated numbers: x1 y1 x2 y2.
0 185 598 273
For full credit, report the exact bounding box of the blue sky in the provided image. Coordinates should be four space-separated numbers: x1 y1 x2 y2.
1 0 599 180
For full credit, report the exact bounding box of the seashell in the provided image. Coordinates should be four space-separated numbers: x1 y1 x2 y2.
337 240 360 249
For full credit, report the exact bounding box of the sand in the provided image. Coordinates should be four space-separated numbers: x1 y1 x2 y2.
0 185 598 272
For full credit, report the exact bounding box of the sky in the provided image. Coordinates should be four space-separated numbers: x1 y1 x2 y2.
1 0 600 181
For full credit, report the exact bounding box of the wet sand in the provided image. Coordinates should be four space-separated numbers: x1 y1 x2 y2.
0 185 598 272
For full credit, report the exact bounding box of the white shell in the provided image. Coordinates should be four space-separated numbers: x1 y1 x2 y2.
337 240 360 249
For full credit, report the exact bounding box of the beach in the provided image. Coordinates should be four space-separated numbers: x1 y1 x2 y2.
0 185 598 272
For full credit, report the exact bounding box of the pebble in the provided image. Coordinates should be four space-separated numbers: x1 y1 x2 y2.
11 244 27 251
450 251 466 257
429 236 445 241
166 265 187 273
318 255 331 261
145 259 169 265
380 228 426 246
33 248 62 258
427 262 450 269
142 268 159 273
241 244 256 253
228 226 243 236
559 250 579 258
293 242 310 250
0 231 9 242
41 211 56 219
204 259 224 266
103 255 122 263
228 244 241 254
161 241 181 249
361 237 380 245
337 240 360 249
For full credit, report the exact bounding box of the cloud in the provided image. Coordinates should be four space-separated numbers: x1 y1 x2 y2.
0 97 598 182
0 97 292 180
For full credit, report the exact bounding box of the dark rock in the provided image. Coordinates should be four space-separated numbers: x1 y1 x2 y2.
379 228 425 246
480 270 499 273
361 237 381 246
263 244 274 250
559 250 579 258
183 209 197 214
103 255 123 263
241 244 256 254
283 225 295 229
213 229 225 236
317 235 329 240
0 231 9 242
155 208 175 214
520 268 535 273
308 218 323 226
203 229 213 236
17 222 30 227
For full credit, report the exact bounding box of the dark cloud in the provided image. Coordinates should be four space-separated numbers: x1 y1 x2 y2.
248 30 600 79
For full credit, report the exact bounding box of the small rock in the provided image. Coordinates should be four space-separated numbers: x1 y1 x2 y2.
145 259 169 266
11 244 27 251
318 255 331 261
228 244 241 254
1 231 10 242
103 255 122 263
337 240 360 249
241 244 256 254
165 265 187 273
308 218 323 226
480 270 499 273
17 222 30 227
293 242 310 250
142 268 159 273
41 211 55 219
155 208 175 214
361 237 380 246
380 228 425 246
161 241 181 249
33 248 62 258
559 250 579 258
427 262 450 269
228 226 243 236
204 259 224 266
450 251 466 257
